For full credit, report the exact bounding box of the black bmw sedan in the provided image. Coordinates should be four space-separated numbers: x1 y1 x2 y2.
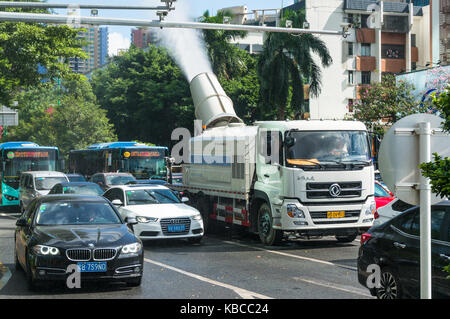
14 195 143 290
357 201 450 299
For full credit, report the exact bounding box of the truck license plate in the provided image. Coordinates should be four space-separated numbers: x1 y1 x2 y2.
327 211 345 218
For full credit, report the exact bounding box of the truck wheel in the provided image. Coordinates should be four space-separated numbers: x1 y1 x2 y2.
258 203 282 246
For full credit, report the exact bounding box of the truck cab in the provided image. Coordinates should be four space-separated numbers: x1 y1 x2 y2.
253 120 375 244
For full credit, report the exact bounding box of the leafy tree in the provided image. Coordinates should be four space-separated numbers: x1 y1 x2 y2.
257 9 332 120
201 10 248 79
350 74 425 134
419 87 450 199
91 46 194 147
0 0 86 105
4 78 116 159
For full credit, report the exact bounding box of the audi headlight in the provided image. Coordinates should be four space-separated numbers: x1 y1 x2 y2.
32 245 60 256
136 216 158 223
121 243 142 254
191 213 202 221
287 204 305 218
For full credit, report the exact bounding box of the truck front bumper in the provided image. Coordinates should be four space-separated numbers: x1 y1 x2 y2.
278 198 375 234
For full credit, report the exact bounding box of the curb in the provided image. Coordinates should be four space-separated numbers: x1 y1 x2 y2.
0 262 12 290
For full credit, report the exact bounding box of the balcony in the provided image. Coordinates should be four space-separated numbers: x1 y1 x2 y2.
356 28 375 43
356 56 376 71
381 59 406 73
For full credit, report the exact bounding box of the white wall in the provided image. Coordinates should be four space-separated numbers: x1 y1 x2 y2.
305 0 353 120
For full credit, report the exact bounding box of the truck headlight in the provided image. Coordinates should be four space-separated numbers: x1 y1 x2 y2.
365 201 376 216
121 243 142 254
287 204 305 218
32 245 60 256
136 216 158 223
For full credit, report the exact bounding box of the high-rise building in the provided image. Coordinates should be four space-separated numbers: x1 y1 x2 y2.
69 25 109 73
131 28 159 48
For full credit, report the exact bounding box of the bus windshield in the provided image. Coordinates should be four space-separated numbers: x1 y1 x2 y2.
123 149 167 180
3 149 58 188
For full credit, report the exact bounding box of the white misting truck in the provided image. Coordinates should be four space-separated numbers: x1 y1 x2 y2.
173 72 375 245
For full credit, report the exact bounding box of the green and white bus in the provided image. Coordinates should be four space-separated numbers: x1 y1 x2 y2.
0 142 62 207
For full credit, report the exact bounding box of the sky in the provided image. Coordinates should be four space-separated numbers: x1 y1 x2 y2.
46 0 296 56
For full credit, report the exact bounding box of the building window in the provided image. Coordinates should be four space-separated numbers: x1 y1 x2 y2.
361 43 371 56
361 71 371 85
348 43 354 56
361 14 370 28
348 71 354 85
381 44 405 59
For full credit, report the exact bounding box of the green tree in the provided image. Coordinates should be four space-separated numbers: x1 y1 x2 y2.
91 46 194 146
350 74 425 134
5 78 116 159
419 87 450 199
0 0 86 105
201 10 248 79
257 9 332 120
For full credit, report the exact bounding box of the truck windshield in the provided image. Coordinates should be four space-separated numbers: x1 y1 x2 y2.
285 131 370 168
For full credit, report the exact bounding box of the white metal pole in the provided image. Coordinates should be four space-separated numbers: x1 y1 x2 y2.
418 121 432 299
0 11 343 36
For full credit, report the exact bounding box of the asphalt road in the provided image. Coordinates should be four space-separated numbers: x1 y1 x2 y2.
0 210 373 299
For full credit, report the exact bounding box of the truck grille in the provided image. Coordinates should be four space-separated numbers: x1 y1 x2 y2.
66 249 91 261
160 218 191 236
306 182 362 199
93 249 117 261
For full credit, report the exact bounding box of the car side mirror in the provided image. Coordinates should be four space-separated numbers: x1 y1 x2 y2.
16 218 28 227
112 199 123 206
125 216 137 225
181 197 189 203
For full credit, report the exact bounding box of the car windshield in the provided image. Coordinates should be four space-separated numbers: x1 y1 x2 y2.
126 188 180 205
35 177 68 190
106 175 136 185
375 183 391 197
67 175 86 182
63 185 104 196
286 130 371 167
35 201 121 225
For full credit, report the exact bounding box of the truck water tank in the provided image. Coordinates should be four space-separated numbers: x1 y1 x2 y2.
190 72 243 129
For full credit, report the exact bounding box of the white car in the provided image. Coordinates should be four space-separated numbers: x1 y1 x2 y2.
103 184 204 243
372 198 415 227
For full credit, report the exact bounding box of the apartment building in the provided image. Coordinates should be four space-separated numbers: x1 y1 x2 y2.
69 25 109 74
131 28 159 48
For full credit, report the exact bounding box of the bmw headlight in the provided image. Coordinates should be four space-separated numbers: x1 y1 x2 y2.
136 216 158 223
287 204 305 218
121 243 142 254
191 213 202 221
32 245 60 256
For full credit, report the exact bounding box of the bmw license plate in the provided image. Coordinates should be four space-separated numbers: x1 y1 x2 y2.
167 224 185 232
77 262 107 272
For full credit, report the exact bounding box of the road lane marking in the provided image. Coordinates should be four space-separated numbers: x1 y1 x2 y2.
144 257 272 299
294 277 372 298
0 262 12 290
221 240 358 271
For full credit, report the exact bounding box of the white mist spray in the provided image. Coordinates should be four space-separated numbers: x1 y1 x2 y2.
144 0 213 82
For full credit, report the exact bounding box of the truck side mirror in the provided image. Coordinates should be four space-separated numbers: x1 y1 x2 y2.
285 136 296 148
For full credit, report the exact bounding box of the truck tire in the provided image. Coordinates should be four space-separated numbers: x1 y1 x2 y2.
257 203 283 246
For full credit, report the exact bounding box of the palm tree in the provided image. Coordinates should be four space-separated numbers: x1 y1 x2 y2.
201 10 248 79
257 10 332 120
